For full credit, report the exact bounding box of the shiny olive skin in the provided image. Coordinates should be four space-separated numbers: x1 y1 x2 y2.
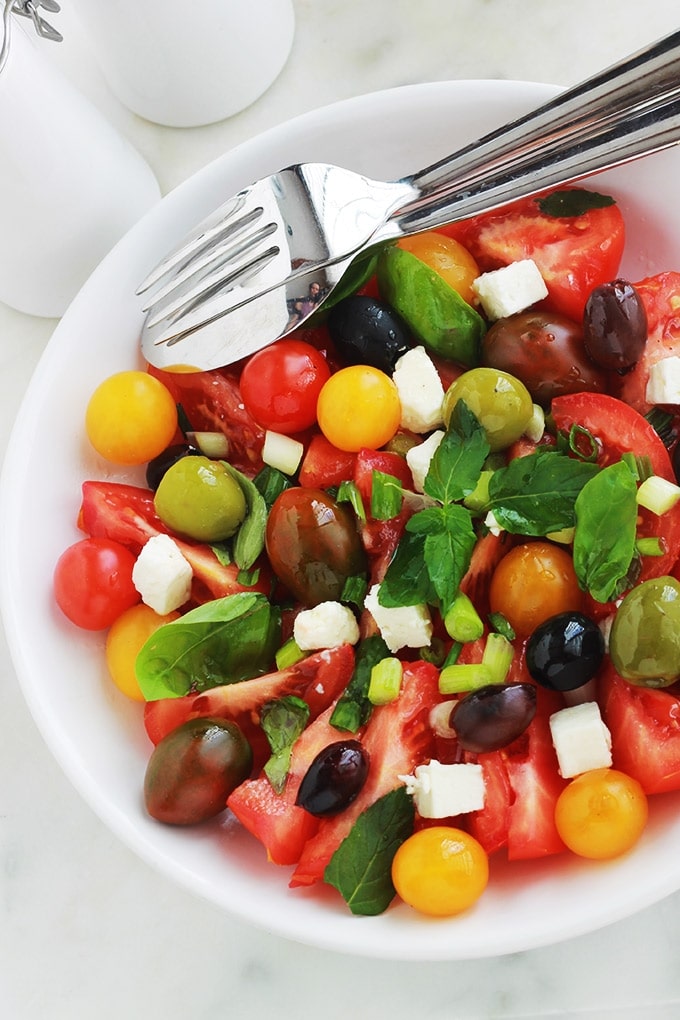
609 576 680 687
154 454 247 542
526 611 605 691
144 717 253 825
296 739 370 816
482 311 608 406
265 487 367 606
145 442 199 490
328 295 411 374
583 279 647 373
442 367 533 452
450 683 537 753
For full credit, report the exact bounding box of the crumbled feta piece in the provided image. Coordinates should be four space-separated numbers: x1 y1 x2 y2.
646 356 680 405
472 258 548 320
549 701 612 779
132 534 192 615
293 601 360 650
484 510 503 536
392 346 445 433
405 429 445 493
363 583 432 652
400 760 485 818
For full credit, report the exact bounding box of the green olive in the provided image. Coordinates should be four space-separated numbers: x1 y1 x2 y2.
609 575 680 687
442 367 533 452
154 455 247 542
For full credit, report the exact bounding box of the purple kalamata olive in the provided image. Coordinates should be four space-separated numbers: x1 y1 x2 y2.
449 683 537 753
296 740 370 817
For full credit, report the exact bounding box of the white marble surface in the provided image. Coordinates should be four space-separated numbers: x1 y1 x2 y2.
3 1 680 1016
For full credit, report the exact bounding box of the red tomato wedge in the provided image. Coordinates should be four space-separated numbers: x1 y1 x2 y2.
148 365 266 474
289 660 440 888
441 188 625 322
298 434 357 488
599 664 680 795
228 704 346 866
143 643 355 768
616 271 680 414
551 392 680 581
354 447 414 584
79 480 270 602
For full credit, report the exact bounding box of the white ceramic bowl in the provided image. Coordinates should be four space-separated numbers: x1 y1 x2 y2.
4 80 680 961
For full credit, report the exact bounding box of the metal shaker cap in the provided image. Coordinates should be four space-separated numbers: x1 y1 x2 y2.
0 1 62 74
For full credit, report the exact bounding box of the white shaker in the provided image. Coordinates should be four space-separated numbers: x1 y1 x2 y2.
68 0 296 128
0 13 160 318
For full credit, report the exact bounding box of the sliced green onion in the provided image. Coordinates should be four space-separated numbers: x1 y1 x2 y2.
439 662 495 695
443 591 484 643
176 402 194 436
275 637 307 670
636 474 680 514
367 657 403 705
370 470 403 520
488 612 516 641
481 632 514 685
341 574 368 609
262 430 304 476
545 526 575 544
621 452 654 482
188 430 230 459
420 636 447 667
636 536 665 557
645 407 676 447
337 479 366 521
252 465 293 507
463 469 493 512
442 641 463 668
568 424 599 462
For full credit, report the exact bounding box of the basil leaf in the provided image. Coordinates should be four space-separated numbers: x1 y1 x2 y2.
261 695 310 793
537 188 615 217
136 592 281 699
573 460 638 602
377 245 485 366
221 462 268 571
324 786 415 915
423 504 477 614
371 470 404 520
424 403 489 504
330 635 390 733
487 449 600 535
378 530 437 607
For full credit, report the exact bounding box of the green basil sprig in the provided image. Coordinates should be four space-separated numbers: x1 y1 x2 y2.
572 460 639 602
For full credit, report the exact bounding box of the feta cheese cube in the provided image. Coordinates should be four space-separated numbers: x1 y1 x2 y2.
472 258 548 320
392 346 445 433
405 429 445 493
400 760 485 818
293 601 360 650
549 701 613 779
645 356 680 405
132 534 193 615
364 583 432 652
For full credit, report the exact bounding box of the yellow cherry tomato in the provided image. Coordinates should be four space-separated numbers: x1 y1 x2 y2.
397 232 480 305
391 826 489 917
555 768 648 860
86 370 178 465
488 540 583 639
105 602 180 700
316 365 401 452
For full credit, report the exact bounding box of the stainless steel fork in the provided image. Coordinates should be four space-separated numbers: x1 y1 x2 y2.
138 29 680 372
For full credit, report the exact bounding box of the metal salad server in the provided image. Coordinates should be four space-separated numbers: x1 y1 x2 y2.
138 29 680 372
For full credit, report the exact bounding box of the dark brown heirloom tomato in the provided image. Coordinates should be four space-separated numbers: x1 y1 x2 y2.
481 310 608 406
144 717 252 825
265 487 367 606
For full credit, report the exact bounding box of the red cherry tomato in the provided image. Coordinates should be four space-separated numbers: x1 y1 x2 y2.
53 537 140 630
239 339 331 434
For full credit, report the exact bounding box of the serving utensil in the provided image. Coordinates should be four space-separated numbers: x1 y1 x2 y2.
138 29 680 372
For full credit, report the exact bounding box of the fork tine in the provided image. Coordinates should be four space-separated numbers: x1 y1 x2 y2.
141 216 280 319
136 192 252 295
146 243 282 330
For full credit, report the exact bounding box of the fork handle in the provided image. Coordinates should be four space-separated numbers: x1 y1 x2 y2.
392 29 680 234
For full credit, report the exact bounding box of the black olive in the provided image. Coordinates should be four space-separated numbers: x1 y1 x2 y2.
526 611 605 691
449 683 537 753
146 442 200 490
583 279 647 373
328 295 411 373
295 740 369 817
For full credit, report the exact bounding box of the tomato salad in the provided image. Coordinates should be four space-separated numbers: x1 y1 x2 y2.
54 185 680 919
